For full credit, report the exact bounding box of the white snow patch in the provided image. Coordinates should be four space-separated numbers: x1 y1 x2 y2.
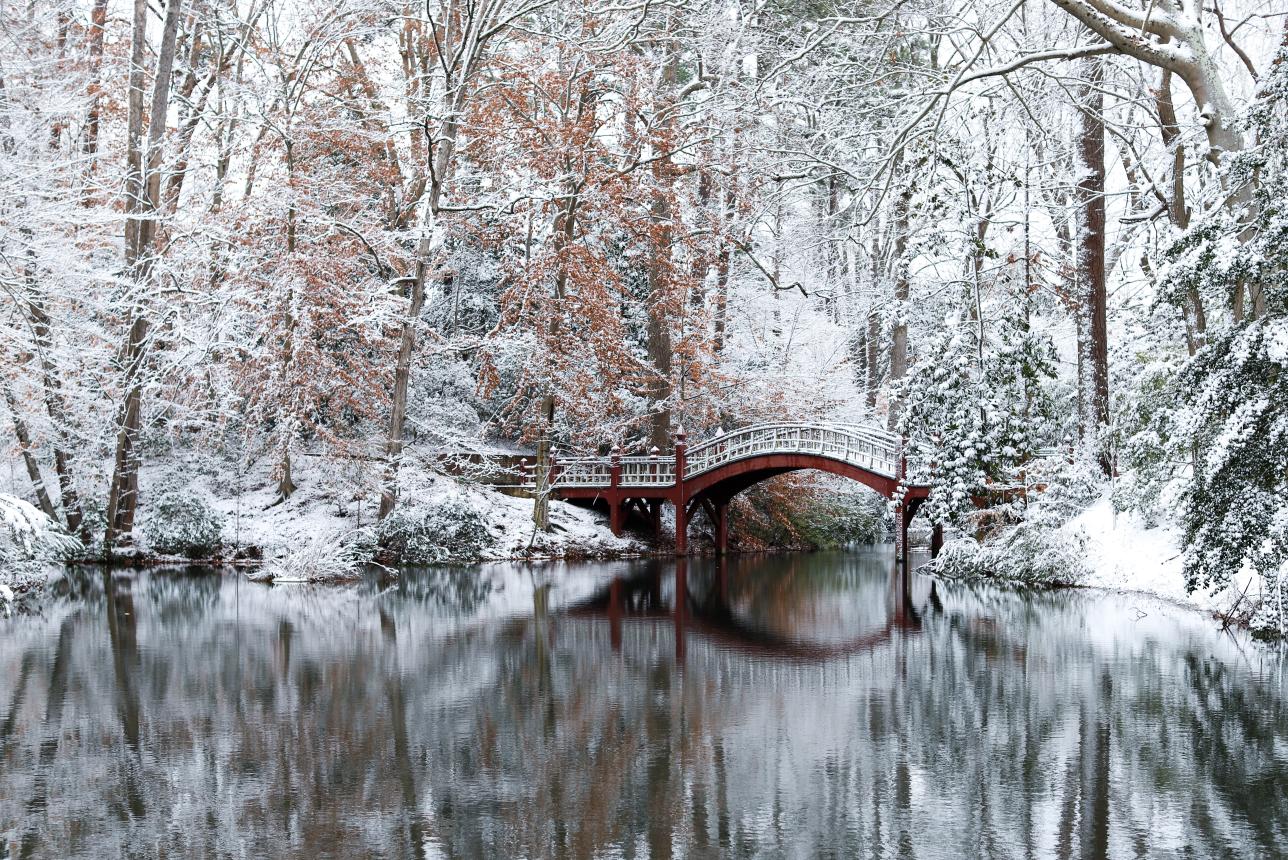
1063 493 1248 613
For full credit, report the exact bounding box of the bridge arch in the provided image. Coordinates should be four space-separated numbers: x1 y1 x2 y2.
679 455 931 566
682 452 904 503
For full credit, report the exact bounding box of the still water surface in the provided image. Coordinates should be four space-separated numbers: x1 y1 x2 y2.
1 548 1285 859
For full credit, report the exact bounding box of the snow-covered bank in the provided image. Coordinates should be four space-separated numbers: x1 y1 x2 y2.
0 494 81 615
1063 494 1248 616
123 457 649 571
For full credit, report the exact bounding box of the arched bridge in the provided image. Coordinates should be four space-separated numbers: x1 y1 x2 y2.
521 423 936 564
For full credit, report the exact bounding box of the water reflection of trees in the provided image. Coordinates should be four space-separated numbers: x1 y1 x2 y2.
0 561 1284 858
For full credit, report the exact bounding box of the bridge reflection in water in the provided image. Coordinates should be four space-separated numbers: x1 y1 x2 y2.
568 554 927 666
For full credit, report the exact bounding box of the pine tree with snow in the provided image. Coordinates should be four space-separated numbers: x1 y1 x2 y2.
899 284 1058 526
1157 38 1288 631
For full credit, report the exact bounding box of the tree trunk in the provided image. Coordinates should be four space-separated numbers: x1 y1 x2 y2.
378 20 472 518
1046 0 1252 316
1171 34 1254 317
105 0 184 549
645 22 679 450
532 394 554 532
1155 67 1206 351
712 242 730 354
824 174 843 322
17 197 87 538
276 143 299 502
1075 58 1110 458
887 182 912 432
25 294 87 540
865 309 881 410
81 0 108 167
379 234 430 519
3 383 59 522
711 166 738 355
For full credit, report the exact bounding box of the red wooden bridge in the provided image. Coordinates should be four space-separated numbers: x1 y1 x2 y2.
521 423 939 566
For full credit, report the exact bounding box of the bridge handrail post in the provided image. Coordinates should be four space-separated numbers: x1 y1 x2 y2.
610 444 621 491
673 425 686 484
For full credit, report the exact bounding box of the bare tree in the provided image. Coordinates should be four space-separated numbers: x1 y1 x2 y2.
104 0 186 549
379 0 557 520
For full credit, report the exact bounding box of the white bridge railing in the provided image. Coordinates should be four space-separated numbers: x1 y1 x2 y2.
619 455 677 486
543 457 612 488
517 426 1069 493
685 423 901 479
524 422 903 490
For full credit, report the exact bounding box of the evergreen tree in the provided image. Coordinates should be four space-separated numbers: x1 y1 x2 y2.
899 285 1058 526
1157 40 1288 633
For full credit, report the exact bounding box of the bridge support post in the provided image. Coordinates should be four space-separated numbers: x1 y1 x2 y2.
896 438 910 569
608 446 623 536
896 503 909 570
674 427 688 556
714 500 728 556
931 523 944 558
674 501 688 556
896 499 919 571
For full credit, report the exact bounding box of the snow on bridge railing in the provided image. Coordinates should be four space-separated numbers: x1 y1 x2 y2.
521 421 905 490
545 457 611 487
684 423 902 479
619 455 677 486
519 430 1066 491
521 453 679 489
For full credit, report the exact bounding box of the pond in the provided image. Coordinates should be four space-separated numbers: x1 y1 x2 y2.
1 547 1285 859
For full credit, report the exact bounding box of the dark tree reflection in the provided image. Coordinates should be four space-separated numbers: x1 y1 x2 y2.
0 552 1285 859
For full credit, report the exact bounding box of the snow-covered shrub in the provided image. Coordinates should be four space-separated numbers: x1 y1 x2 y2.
257 530 371 582
1112 356 1187 528
1172 315 1288 597
377 495 491 564
1 494 81 615
931 522 1088 587
77 495 108 552
898 290 1060 527
143 485 225 558
409 356 487 443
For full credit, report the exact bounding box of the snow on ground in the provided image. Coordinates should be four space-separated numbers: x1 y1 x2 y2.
456 478 646 561
1063 493 1246 614
138 456 644 563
